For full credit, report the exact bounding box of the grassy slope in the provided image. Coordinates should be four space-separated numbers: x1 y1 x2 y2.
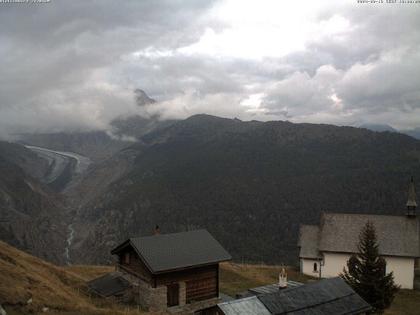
219 262 313 296
1 240 419 314
0 241 148 315
384 289 420 315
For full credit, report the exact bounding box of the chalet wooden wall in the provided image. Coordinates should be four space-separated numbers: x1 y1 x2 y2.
118 248 152 282
186 275 217 303
155 265 218 303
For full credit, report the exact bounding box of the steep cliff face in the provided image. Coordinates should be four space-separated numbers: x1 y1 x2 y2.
0 142 67 264
70 115 420 265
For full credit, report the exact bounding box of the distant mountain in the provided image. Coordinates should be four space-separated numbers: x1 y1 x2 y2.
0 141 49 179
19 130 130 162
401 128 420 140
18 90 176 161
134 88 156 106
110 115 176 142
359 124 420 140
0 141 67 263
70 114 420 265
359 123 397 133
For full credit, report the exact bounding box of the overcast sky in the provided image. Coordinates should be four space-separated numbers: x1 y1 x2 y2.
1 0 419 138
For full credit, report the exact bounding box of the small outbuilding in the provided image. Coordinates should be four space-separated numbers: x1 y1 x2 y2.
87 272 132 300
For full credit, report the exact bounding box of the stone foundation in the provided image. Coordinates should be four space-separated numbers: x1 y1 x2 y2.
118 269 220 313
135 279 167 312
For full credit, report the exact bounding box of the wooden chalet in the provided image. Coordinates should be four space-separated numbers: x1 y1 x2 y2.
110 229 231 313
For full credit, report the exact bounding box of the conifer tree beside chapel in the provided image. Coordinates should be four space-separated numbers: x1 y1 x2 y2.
341 221 400 314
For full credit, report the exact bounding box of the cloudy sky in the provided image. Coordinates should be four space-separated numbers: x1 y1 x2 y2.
1 0 420 137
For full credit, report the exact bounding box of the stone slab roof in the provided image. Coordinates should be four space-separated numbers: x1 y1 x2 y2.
218 296 271 315
318 213 420 257
258 277 371 315
87 272 131 297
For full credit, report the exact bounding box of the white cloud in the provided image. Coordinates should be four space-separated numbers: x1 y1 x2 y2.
178 0 351 60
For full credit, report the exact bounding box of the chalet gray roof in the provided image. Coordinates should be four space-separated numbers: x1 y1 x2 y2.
258 277 371 315
298 225 321 259
87 272 131 297
319 213 420 257
111 229 231 273
218 296 271 315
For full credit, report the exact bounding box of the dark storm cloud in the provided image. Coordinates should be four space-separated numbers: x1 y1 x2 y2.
0 0 220 137
0 0 420 137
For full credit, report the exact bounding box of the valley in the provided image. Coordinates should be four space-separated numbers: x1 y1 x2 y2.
2 114 420 267
23 145 92 265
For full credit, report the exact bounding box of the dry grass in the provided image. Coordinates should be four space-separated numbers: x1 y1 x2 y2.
0 241 150 315
384 289 420 315
219 262 313 297
64 265 114 281
0 240 89 310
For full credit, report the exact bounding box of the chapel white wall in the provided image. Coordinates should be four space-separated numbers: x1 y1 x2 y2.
320 252 414 289
385 256 414 289
300 258 321 278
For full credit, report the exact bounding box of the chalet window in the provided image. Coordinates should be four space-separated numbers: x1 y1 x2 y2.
124 252 130 265
313 262 318 272
167 283 180 307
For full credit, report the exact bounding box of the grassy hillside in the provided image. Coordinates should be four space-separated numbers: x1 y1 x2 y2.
0 241 147 315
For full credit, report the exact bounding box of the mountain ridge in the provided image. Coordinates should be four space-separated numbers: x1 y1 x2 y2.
68 114 420 265
3 114 420 265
